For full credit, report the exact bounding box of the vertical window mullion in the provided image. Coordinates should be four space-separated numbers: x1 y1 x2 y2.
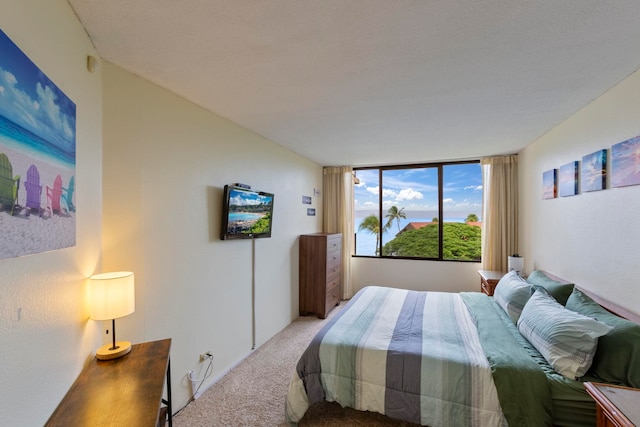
378 168 383 257
438 165 443 260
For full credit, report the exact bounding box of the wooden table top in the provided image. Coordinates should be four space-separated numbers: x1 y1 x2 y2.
45 338 171 427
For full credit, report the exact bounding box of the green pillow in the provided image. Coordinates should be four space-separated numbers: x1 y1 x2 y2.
526 270 574 305
566 289 640 387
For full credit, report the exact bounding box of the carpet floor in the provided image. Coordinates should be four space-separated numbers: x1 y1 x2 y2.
172 303 420 426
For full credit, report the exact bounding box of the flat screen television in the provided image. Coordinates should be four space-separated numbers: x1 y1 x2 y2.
221 184 274 240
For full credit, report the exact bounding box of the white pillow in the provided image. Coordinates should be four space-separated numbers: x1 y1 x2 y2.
517 289 612 379
493 270 532 323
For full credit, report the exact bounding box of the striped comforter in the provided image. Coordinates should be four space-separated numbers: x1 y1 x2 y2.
285 286 549 426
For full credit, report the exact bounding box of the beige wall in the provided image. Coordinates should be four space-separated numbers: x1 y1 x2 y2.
101 62 323 409
352 257 481 293
519 69 640 314
0 1 103 425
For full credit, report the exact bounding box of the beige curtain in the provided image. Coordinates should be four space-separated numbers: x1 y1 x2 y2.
322 166 354 299
480 155 518 271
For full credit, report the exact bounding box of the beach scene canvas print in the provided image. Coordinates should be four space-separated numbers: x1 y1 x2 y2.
558 161 578 197
0 29 76 260
542 169 557 199
612 135 640 188
581 149 607 192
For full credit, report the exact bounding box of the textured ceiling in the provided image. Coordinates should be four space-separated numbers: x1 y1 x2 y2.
68 0 640 166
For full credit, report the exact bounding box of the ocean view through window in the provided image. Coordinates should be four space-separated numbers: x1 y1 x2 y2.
354 161 482 261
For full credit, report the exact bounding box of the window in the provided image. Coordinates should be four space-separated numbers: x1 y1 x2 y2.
354 161 482 261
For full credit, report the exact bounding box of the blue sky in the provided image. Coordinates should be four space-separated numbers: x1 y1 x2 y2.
0 29 76 154
229 188 273 206
354 163 483 218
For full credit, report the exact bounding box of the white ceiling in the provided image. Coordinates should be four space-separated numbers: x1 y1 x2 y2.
68 0 640 166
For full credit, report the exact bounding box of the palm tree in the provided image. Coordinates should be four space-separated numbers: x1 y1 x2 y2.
465 213 479 223
359 214 389 255
385 206 407 232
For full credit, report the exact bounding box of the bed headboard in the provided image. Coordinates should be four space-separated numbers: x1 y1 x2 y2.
541 270 640 324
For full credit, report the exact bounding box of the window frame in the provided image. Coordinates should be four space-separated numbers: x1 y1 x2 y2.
353 160 481 262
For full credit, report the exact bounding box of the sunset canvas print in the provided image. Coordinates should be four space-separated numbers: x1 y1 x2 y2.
542 169 557 199
612 135 640 188
559 161 578 197
581 149 606 192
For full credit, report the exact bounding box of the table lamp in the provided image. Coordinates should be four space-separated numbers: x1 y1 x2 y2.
89 271 135 360
508 254 524 276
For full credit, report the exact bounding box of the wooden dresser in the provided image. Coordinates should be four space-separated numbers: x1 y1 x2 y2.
299 233 342 319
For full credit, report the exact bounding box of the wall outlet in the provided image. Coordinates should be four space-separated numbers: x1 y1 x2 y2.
199 351 213 362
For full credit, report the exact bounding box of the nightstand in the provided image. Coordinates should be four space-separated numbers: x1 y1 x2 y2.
585 382 640 427
477 270 505 296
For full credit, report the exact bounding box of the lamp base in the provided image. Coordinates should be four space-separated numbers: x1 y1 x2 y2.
96 341 132 360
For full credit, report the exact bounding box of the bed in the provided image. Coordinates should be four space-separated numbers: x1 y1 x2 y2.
285 270 640 426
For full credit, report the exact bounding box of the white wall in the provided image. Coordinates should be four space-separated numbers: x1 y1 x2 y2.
101 62 323 410
520 69 640 314
0 1 103 425
352 257 481 293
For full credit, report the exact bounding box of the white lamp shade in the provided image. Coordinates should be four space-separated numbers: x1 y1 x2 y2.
508 256 524 274
89 271 135 320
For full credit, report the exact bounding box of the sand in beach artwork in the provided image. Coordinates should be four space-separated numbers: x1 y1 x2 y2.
0 29 76 260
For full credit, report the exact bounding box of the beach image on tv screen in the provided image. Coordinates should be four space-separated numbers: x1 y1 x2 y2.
227 189 273 235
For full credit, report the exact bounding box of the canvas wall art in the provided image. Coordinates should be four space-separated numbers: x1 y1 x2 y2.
542 169 557 199
612 135 640 188
0 29 76 260
581 149 607 192
559 161 578 197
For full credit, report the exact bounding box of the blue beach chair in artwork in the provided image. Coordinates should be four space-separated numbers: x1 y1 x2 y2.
62 176 75 212
0 153 20 215
24 164 43 216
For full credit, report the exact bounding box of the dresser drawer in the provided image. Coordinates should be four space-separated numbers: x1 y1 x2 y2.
326 280 341 311
326 249 341 270
326 275 341 291
326 235 341 254
326 264 341 282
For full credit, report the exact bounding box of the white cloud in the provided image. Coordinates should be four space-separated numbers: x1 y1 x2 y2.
2 69 17 86
382 188 397 198
365 186 408 200
464 185 483 191
396 188 423 201
0 66 75 148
